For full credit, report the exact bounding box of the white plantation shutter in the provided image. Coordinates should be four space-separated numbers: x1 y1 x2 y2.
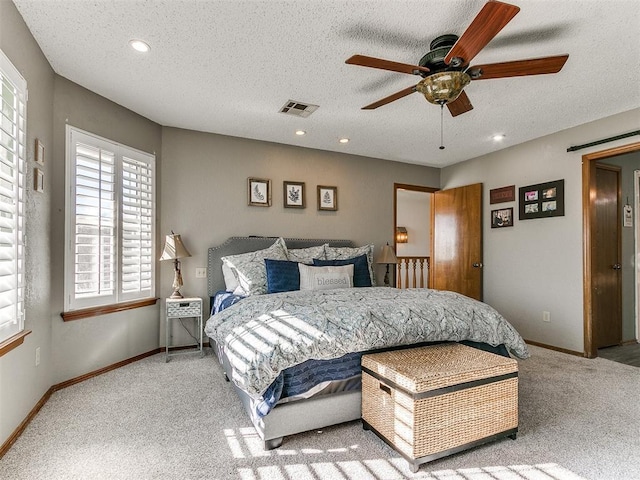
72 140 116 303
120 156 153 299
66 127 155 311
0 50 26 342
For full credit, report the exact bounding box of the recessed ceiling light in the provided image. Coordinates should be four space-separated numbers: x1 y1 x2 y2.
295 130 306 136
339 138 349 144
492 134 505 141
129 39 150 53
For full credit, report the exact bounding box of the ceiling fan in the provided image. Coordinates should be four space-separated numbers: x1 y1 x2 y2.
345 0 569 118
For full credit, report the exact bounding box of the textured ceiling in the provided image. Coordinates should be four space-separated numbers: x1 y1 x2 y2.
13 0 640 167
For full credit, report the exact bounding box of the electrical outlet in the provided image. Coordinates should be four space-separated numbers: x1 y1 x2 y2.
195 267 207 278
542 311 551 323
35 346 40 366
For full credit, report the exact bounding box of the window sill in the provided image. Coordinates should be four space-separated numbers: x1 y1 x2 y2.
61 298 159 322
0 330 32 358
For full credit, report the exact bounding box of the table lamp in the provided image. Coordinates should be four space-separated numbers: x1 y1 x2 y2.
160 232 192 298
377 243 398 287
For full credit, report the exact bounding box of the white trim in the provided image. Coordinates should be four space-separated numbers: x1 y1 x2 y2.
0 48 26 343
0 49 27 94
64 125 156 312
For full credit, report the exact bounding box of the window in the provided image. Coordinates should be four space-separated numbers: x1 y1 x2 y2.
65 126 155 312
0 49 26 344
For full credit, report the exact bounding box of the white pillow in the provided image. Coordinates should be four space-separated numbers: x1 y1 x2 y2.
221 238 288 296
324 244 375 285
285 244 327 263
298 263 354 291
222 263 240 293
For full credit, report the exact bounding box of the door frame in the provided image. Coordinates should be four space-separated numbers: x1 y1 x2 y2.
582 141 640 358
394 183 438 287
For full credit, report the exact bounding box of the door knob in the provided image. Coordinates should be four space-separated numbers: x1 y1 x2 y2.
472 262 483 268
612 263 622 270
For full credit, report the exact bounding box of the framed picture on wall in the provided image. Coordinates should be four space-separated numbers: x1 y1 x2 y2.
283 181 305 208
34 167 44 192
248 177 271 207
490 185 515 204
35 139 45 165
317 185 337 211
491 207 513 228
519 179 564 220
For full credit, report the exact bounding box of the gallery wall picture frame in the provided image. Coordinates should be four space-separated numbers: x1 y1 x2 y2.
283 181 305 208
519 179 565 220
491 207 513 228
490 185 515 204
34 167 44 193
317 185 337 211
35 138 45 165
248 177 271 207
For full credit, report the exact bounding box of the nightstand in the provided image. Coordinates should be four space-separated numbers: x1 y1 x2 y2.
165 297 203 362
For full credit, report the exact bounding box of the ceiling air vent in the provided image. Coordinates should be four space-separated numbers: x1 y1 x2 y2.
279 100 319 118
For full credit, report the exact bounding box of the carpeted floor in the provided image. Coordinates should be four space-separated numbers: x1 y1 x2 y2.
1 345 639 480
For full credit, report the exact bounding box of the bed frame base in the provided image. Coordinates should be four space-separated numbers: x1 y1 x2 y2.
215 338 362 449
264 437 283 450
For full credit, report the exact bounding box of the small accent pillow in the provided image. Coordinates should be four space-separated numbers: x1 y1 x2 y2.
298 263 354 291
265 259 302 294
285 244 327 263
324 244 376 285
312 254 372 287
221 237 288 296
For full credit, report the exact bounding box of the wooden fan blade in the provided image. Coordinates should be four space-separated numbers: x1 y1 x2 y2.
447 91 474 117
468 54 569 80
362 86 417 110
445 1 520 67
346 55 429 75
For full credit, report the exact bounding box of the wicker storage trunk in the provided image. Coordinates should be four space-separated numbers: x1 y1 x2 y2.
361 343 518 472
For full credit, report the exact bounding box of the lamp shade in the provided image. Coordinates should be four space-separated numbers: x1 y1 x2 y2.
377 243 398 265
159 233 191 261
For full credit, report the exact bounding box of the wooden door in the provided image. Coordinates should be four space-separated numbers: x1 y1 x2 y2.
593 164 622 348
431 183 483 300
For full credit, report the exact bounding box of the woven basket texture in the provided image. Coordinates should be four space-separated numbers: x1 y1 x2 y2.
361 343 518 459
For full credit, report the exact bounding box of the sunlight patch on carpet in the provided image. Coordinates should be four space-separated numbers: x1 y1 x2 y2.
225 427 359 459
237 461 587 480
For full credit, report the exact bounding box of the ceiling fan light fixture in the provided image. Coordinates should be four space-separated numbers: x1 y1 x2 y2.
416 71 471 105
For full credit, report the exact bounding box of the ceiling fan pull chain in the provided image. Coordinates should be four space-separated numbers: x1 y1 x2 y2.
439 104 445 150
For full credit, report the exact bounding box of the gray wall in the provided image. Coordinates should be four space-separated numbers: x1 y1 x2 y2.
50 76 163 384
158 127 441 333
0 0 54 448
598 151 640 342
442 108 640 353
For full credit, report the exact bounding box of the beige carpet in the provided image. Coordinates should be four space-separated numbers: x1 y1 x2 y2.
1 345 639 479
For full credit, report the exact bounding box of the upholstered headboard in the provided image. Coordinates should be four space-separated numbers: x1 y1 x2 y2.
207 236 354 298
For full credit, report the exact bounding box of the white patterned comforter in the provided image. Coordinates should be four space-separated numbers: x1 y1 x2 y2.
205 287 529 398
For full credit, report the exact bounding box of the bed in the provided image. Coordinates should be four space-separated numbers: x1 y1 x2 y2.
205 236 529 450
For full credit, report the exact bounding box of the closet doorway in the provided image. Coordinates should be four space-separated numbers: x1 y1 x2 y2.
583 141 640 358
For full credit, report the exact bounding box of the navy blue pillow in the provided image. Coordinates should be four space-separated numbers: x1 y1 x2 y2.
264 259 301 293
313 254 372 287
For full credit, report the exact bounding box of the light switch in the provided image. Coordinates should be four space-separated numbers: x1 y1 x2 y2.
195 267 207 278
